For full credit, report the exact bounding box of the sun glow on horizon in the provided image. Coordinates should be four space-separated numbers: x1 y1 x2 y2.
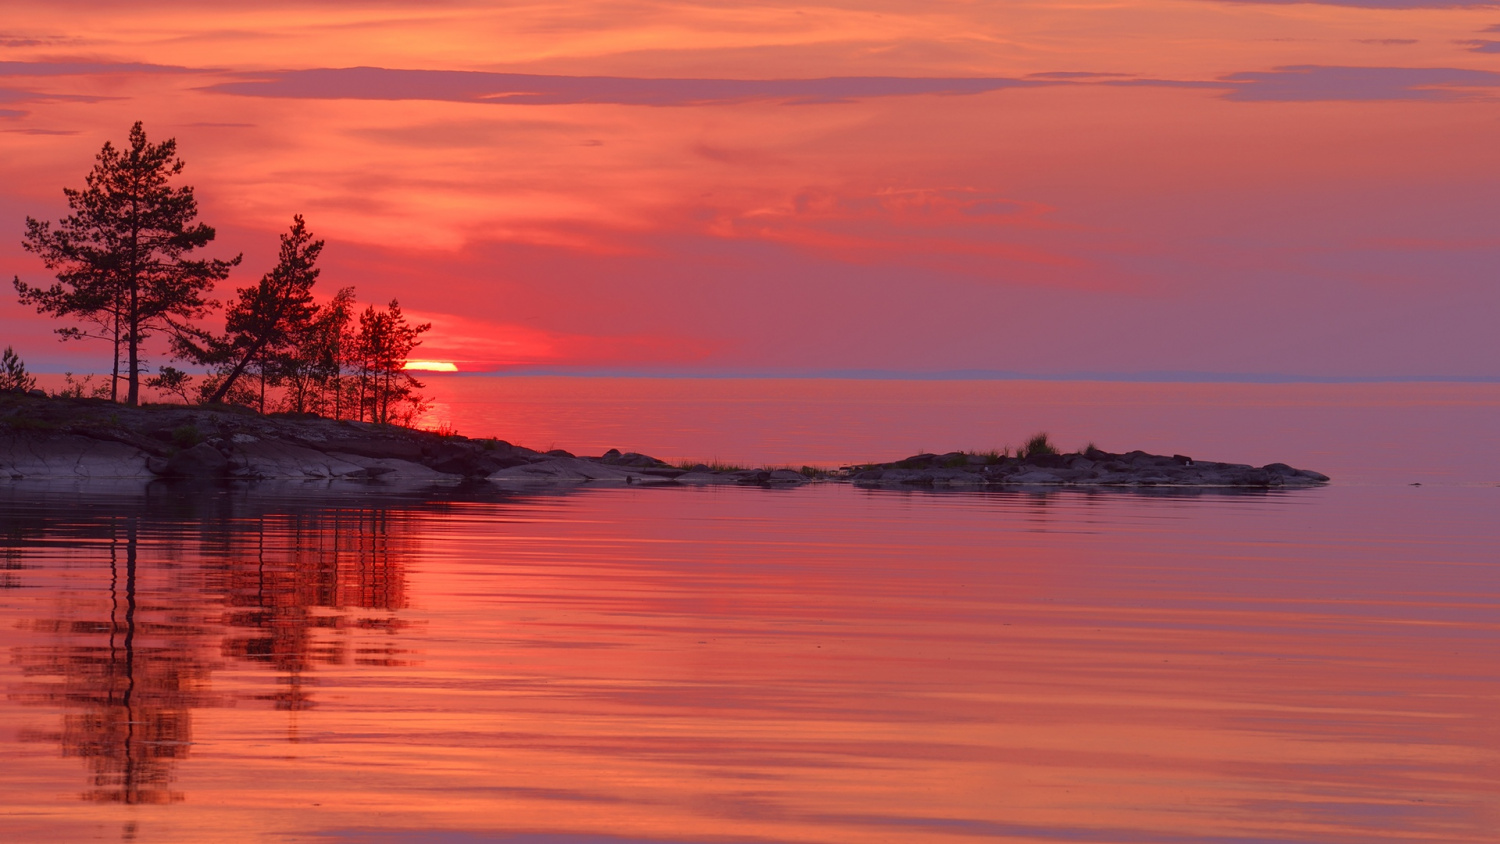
404 360 459 372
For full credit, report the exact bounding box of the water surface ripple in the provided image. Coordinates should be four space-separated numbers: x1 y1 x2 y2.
1 480 1495 843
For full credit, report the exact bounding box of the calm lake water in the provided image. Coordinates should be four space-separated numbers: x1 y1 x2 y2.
2 379 1497 843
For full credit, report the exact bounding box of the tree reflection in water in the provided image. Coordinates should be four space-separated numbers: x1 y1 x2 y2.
13 515 214 805
4 483 422 804
212 506 413 716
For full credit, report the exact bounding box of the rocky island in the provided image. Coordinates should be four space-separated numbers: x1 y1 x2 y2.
0 393 1329 489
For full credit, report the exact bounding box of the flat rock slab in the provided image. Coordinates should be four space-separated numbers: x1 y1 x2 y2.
0 432 152 479
489 456 648 485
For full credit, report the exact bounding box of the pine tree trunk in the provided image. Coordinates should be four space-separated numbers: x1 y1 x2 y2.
126 308 139 406
110 309 121 403
206 337 272 405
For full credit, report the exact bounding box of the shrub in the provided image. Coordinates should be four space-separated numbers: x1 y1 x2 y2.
172 424 204 449
52 372 110 399
1017 432 1057 459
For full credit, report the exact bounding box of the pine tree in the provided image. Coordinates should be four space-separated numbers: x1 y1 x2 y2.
14 122 239 406
176 215 322 406
279 285 355 415
0 346 36 393
353 299 430 424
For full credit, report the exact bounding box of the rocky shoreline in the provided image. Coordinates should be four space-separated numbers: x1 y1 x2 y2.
0 394 1329 489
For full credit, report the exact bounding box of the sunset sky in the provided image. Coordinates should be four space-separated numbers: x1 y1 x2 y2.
1 1 1497 378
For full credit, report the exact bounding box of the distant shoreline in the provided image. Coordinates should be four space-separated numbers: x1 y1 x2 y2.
0 393 1329 489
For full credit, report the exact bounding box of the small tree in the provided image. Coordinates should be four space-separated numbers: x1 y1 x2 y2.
0 346 36 392
352 299 429 424
15 122 240 406
145 365 194 404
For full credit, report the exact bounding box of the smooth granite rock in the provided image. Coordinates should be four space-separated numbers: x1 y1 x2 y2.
0 431 152 479
489 456 646 485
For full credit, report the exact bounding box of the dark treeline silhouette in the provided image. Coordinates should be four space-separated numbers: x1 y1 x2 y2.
11 121 430 424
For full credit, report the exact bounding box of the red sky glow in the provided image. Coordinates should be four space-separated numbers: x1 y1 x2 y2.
1 1 1496 377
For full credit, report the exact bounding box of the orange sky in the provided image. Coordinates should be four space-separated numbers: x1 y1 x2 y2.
1 1 1498 376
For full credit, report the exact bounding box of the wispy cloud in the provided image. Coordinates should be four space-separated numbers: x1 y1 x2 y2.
0 60 200 77
1204 0 1498 7
1459 39 1500 51
691 186 1129 290
1220 65 1500 101
205 66 1046 107
1027 71 1135 79
0 87 109 109
0 33 77 49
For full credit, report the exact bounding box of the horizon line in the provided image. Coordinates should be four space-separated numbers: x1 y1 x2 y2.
349 368 1500 384
22 367 1499 384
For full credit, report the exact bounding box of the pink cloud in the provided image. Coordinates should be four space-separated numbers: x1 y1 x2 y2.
699 187 1100 283
206 67 1047 107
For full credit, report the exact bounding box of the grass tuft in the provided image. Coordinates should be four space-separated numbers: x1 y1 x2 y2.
1016 432 1058 459
674 459 750 473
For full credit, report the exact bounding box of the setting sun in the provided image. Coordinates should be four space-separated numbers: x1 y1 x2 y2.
403 360 458 372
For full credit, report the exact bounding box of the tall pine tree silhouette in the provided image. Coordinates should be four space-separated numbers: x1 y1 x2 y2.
15 122 239 405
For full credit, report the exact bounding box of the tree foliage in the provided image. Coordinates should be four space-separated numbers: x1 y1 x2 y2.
0 346 36 393
16 121 437 426
175 215 323 407
352 300 430 425
144 365 194 404
14 122 239 406
279 285 355 415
